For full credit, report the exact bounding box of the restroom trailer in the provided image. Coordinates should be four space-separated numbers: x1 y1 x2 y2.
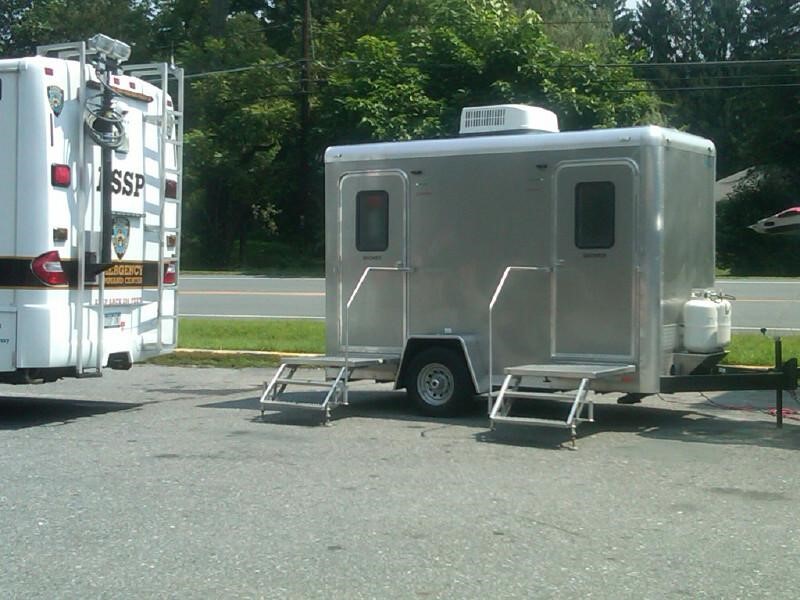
261 105 794 435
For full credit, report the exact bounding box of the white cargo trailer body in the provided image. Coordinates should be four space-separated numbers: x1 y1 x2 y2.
0 40 183 383
262 105 729 434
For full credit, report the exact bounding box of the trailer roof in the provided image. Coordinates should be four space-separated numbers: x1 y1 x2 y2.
325 125 714 163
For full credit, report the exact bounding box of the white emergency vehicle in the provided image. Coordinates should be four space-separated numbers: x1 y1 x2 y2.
0 35 183 382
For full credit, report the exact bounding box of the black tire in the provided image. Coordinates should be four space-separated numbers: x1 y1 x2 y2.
406 347 473 417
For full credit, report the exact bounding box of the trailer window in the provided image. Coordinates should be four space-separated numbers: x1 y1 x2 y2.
356 191 389 252
575 181 615 249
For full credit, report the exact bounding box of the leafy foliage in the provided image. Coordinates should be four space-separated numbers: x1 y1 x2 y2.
179 14 297 267
3 1 798 275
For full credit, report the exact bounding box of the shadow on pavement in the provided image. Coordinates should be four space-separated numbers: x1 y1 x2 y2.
0 396 141 430
198 387 800 451
480 399 800 451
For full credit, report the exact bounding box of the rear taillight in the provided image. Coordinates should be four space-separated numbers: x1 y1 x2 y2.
163 262 177 285
51 163 71 188
165 179 177 199
31 251 68 286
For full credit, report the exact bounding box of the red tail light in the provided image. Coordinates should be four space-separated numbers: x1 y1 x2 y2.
51 163 71 188
163 262 177 285
31 251 68 286
165 179 177 199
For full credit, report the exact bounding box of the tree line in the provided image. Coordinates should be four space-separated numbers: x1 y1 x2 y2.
2 1 798 274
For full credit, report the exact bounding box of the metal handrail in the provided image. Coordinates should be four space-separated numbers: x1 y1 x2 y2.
344 266 411 405
487 265 552 412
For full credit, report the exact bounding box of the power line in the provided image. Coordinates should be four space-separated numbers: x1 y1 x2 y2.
182 55 800 91
609 82 800 93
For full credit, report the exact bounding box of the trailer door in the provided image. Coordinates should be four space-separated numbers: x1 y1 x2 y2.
339 171 407 352
552 161 637 361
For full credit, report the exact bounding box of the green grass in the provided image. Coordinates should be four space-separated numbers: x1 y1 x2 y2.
178 317 325 354
151 318 798 370
722 334 800 367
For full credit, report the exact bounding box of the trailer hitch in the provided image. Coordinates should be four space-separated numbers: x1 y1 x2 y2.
660 334 797 428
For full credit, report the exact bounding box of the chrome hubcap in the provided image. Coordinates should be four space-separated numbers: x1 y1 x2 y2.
417 363 454 406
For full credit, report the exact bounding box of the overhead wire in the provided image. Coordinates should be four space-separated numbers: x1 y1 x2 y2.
178 39 800 94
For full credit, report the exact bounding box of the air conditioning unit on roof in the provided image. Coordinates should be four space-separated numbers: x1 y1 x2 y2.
459 104 559 136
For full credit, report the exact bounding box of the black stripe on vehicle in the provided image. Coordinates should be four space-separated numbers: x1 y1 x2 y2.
0 257 49 288
0 258 163 289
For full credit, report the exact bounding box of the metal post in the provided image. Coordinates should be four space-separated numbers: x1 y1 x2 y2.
96 61 117 265
344 266 410 406
775 336 783 428
487 265 552 413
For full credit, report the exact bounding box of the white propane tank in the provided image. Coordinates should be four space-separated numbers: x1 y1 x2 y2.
716 296 732 348
683 291 719 353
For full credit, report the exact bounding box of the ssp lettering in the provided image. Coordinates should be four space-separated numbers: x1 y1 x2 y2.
96 168 145 197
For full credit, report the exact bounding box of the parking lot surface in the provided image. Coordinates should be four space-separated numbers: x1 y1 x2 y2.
2 364 799 599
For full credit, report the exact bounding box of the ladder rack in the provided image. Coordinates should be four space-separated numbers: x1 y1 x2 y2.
37 41 105 376
125 62 184 353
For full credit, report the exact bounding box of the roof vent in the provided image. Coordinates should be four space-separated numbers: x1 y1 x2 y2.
459 104 559 136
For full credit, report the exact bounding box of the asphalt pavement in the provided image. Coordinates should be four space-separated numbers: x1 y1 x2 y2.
2 365 800 598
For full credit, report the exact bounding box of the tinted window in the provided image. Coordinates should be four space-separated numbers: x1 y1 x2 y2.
356 190 389 252
575 181 615 249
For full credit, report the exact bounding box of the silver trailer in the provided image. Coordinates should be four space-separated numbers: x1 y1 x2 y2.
262 105 785 438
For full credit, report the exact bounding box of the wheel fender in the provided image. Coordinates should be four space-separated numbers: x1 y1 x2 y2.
395 335 480 394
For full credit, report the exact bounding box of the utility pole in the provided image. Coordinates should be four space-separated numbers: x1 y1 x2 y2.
298 0 312 234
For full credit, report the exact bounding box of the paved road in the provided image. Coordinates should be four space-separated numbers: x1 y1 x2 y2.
180 275 325 320
179 275 800 332
718 279 800 333
1 365 799 598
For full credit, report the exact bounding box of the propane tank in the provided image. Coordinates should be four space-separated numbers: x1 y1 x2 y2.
683 291 720 353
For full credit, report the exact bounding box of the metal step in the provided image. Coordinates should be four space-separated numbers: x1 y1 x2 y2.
262 399 329 411
491 415 573 428
505 363 635 379
259 356 397 424
279 356 393 368
490 374 597 445
503 390 578 401
143 225 180 234
274 378 340 388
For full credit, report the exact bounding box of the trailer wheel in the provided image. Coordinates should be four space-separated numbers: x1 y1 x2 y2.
407 347 472 417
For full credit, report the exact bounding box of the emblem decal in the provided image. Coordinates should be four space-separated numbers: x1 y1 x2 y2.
112 217 130 260
47 85 64 117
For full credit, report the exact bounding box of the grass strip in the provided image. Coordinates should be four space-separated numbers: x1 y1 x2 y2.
178 317 325 354
156 318 799 370
722 334 800 367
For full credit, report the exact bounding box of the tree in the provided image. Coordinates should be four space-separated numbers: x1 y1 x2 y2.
179 13 297 267
5 0 155 59
313 0 661 155
2 0 664 269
